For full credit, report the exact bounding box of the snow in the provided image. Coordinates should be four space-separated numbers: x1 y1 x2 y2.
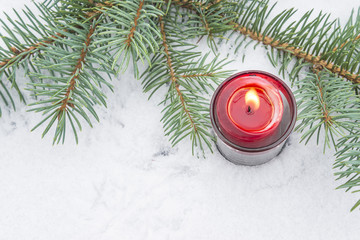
0 0 359 239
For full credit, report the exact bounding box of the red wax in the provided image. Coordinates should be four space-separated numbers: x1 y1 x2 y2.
228 87 273 131
213 72 284 148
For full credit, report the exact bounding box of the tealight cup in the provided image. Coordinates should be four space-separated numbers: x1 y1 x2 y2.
210 70 297 166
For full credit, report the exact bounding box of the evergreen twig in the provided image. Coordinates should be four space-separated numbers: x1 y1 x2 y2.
173 0 360 83
159 15 198 135
142 9 233 155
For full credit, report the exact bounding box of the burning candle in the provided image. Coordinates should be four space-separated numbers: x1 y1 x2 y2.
210 71 296 166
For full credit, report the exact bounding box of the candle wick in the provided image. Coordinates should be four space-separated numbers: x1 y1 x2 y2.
247 105 252 113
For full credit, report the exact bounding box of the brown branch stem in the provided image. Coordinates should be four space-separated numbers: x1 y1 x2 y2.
0 32 64 68
181 73 214 78
313 68 332 124
159 16 197 133
170 0 221 11
59 25 96 113
125 0 144 46
333 34 360 51
232 23 360 83
86 1 114 18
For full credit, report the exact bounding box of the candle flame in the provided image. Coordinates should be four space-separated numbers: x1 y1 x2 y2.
245 87 260 111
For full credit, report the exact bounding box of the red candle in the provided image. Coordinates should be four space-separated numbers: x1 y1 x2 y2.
213 72 284 148
210 70 297 165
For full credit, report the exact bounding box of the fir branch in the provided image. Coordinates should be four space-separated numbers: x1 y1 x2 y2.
313 68 332 126
142 13 232 155
0 0 109 70
93 0 163 78
58 25 96 114
159 15 199 136
0 32 64 68
232 23 360 83
0 0 108 114
169 0 236 51
0 0 60 114
232 13 357 82
230 1 360 83
28 14 113 144
295 69 360 150
335 131 360 211
175 0 360 83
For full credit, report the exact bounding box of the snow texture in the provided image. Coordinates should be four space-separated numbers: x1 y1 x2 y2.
0 0 359 239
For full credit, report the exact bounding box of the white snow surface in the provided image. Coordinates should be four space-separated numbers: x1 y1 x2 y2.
0 0 359 239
